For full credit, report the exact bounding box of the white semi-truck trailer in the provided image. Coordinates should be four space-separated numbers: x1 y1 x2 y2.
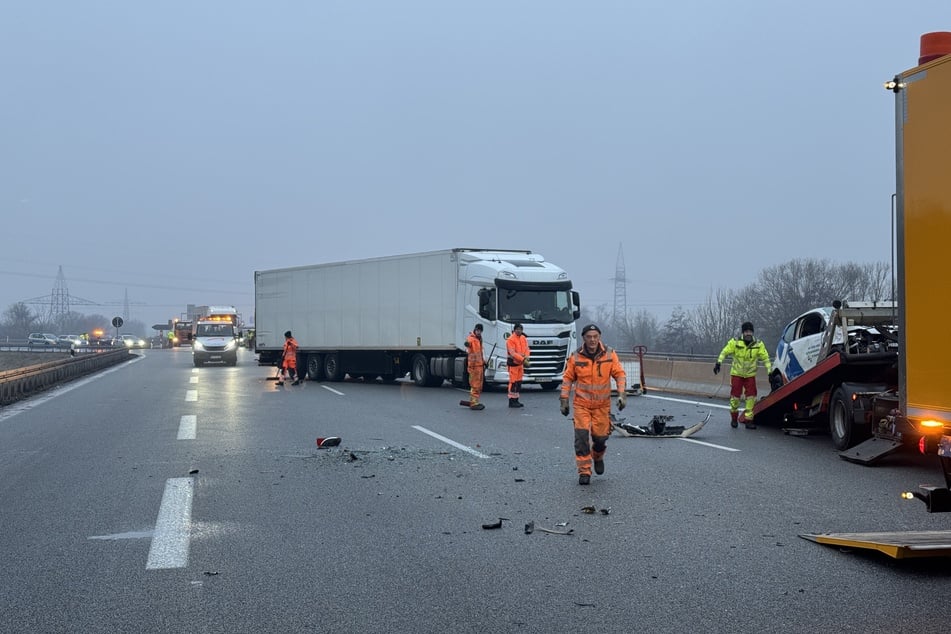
254 248 581 390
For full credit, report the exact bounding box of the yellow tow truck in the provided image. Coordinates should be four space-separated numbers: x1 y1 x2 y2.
801 31 951 559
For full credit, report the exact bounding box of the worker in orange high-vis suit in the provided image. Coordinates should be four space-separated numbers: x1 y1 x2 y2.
464 323 485 410
560 324 626 485
506 322 530 408
278 330 300 386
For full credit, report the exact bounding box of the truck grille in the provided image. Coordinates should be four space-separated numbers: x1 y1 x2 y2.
524 343 568 378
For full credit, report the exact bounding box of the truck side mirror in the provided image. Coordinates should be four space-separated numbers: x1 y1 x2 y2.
572 290 581 320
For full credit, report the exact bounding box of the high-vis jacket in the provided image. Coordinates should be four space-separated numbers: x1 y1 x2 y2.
465 331 484 370
283 337 299 365
717 337 771 378
506 332 530 367
560 343 625 408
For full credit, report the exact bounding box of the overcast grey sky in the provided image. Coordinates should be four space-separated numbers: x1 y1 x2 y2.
2 1 946 329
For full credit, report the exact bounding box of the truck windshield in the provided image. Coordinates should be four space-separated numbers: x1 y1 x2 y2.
498 288 574 324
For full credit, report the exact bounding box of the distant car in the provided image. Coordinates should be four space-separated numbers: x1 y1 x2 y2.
117 334 148 349
27 333 58 347
57 334 83 347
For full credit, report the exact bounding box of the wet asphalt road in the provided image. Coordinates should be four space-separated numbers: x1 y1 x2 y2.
1 347 949 633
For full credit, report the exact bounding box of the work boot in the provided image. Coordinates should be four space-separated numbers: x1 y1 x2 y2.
745 421 757 430
508 399 524 408
594 459 605 475
730 412 739 428
578 474 591 485
291 380 301 386
276 381 284 386
470 403 485 411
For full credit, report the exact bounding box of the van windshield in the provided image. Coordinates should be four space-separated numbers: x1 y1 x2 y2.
196 323 234 337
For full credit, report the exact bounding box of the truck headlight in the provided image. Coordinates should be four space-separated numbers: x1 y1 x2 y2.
224 340 236 351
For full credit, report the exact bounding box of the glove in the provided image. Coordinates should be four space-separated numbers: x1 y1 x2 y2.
617 391 627 411
522 357 530 368
559 398 569 417
713 362 721 375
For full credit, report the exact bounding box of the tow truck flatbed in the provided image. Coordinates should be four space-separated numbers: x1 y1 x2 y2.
740 351 896 426
800 530 951 559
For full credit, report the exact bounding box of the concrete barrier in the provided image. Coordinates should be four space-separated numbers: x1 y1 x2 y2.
0 349 132 406
618 354 770 399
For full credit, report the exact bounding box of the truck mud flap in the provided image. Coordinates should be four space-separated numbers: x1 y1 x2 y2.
800 530 951 559
838 437 904 465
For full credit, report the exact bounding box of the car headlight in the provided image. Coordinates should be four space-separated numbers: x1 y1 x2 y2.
193 341 205 351
224 340 237 351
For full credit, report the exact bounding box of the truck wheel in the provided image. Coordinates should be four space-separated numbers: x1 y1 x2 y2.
830 388 857 450
411 354 443 387
323 353 343 381
307 354 324 381
539 381 561 392
411 354 431 387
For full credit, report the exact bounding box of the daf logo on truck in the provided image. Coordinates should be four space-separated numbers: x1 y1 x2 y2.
532 339 553 345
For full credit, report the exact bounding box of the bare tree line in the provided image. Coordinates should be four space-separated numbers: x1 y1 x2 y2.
582 258 891 356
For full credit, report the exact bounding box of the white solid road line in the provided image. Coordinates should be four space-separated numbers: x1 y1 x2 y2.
680 438 741 452
185 390 198 402
321 385 345 396
145 477 194 570
177 415 197 440
412 425 491 459
645 393 730 409
189 376 198 384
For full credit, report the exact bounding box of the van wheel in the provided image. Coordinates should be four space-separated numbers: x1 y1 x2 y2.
323 353 343 381
307 354 324 381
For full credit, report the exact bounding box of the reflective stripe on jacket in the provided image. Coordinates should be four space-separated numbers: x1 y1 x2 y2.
717 337 771 378
560 343 625 407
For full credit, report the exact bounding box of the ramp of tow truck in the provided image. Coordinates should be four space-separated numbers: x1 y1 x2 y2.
739 353 845 425
739 351 897 425
800 530 951 559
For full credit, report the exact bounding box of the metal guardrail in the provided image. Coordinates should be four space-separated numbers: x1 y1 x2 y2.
0 349 132 406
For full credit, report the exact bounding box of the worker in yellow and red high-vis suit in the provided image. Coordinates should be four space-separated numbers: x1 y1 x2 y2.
464 323 485 410
714 321 771 430
560 324 626 485
506 322 530 408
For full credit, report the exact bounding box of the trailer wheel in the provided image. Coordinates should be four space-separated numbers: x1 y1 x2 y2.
307 354 324 381
323 353 344 382
830 388 857 450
